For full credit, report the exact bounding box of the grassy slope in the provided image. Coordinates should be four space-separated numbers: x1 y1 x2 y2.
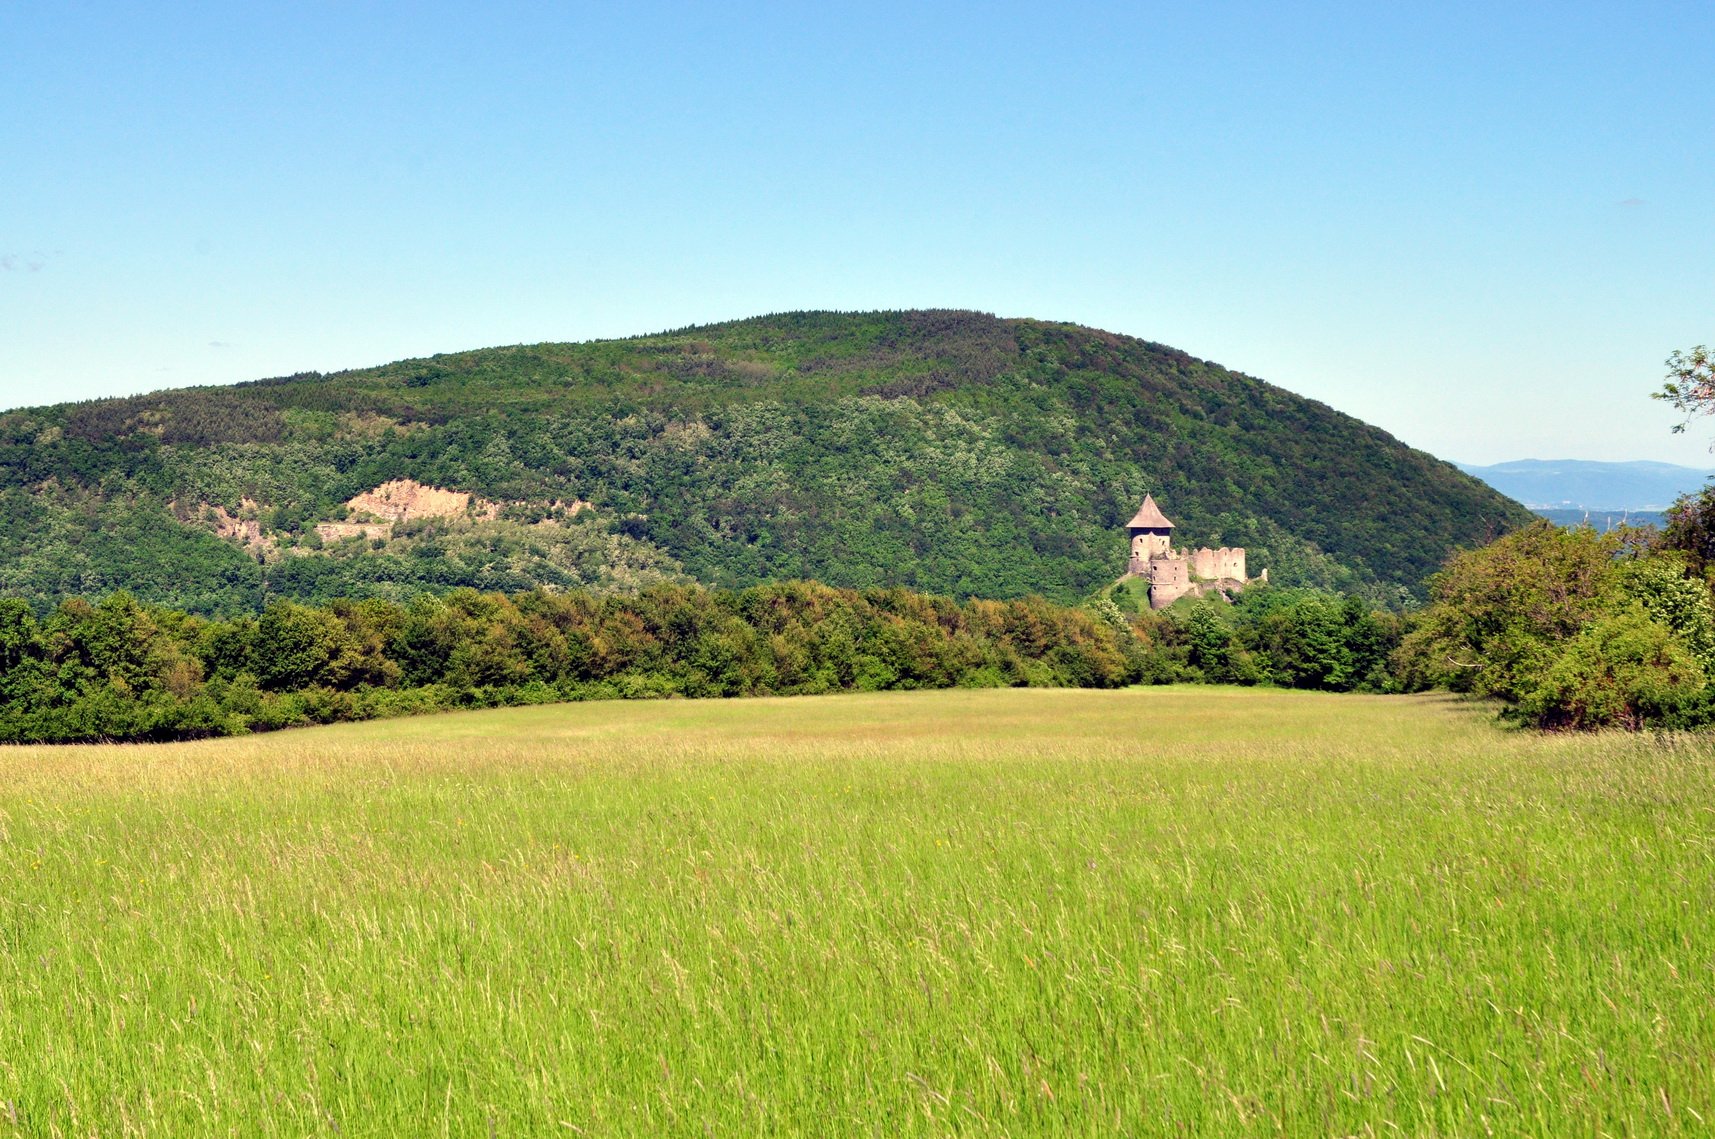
0 688 1709 1135
0 311 1535 612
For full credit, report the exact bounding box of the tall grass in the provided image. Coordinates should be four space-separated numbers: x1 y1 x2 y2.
0 688 1710 1135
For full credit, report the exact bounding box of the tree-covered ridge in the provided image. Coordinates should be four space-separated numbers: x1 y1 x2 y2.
0 311 1533 613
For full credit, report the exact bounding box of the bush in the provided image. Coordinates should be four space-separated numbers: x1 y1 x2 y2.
1521 607 1707 730
1396 523 1714 729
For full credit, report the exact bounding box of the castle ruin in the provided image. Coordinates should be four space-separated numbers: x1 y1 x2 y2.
1125 494 1266 609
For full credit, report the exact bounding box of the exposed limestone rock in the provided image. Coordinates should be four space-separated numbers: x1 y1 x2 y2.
190 478 595 551
345 478 497 524
313 521 393 543
183 498 268 551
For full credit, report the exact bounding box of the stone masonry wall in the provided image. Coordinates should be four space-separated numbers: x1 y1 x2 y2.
1146 554 1193 608
1189 546 1246 581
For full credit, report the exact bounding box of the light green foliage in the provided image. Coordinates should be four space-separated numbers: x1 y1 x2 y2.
1397 523 1715 728
1175 602 1258 684
1654 343 1715 433
0 689 1709 1134
264 518 691 607
1096 585 1401 693
1523 605 1706 729
1397 523 1622 704
1620 554 1715 672
0 484 266 614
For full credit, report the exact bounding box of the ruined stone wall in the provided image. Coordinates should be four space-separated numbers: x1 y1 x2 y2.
1189 546 1247 581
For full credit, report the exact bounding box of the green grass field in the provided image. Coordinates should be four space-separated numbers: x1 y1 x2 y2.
1 688 1711 1136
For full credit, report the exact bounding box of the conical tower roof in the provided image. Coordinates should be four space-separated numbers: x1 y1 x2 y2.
1126 494 1174 530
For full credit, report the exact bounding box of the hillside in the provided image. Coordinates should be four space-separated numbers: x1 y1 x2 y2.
0 311 1533 613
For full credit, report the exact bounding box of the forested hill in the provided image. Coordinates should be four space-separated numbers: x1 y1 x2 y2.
0 311 1532 614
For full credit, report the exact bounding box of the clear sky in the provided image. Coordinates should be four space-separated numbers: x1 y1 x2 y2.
4 1 1712 465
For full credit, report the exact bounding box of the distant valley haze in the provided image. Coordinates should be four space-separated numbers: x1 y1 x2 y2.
1456 458 1715 512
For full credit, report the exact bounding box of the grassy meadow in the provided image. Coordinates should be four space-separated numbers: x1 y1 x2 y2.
0 687 1711 1136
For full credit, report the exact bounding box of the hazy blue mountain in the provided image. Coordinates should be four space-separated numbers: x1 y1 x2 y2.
1532 508 1667 531
1456 459 1715 511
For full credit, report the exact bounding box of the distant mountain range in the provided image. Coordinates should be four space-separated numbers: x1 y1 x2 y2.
1456 459 1714 513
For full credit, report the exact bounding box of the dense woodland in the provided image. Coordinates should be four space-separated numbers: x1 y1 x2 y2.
5 311 1703 741
0 580 1410 743
0 311 1531 614
6 509 1715 740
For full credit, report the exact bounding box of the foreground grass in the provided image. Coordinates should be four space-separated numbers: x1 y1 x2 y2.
0 688 1710 1136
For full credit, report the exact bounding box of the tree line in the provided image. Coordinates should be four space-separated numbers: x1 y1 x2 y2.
1387 345 1715 731
9 500 1715 742
0 583 1134 742
0 579 1408 744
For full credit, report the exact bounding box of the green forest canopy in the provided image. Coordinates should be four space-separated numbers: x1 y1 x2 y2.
0 311 1534 614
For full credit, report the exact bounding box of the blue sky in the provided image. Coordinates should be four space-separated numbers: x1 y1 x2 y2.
4 1 1712 464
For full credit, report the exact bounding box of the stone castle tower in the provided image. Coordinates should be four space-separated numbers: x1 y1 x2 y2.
1125 494 1263 609
1126 494 1176 571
